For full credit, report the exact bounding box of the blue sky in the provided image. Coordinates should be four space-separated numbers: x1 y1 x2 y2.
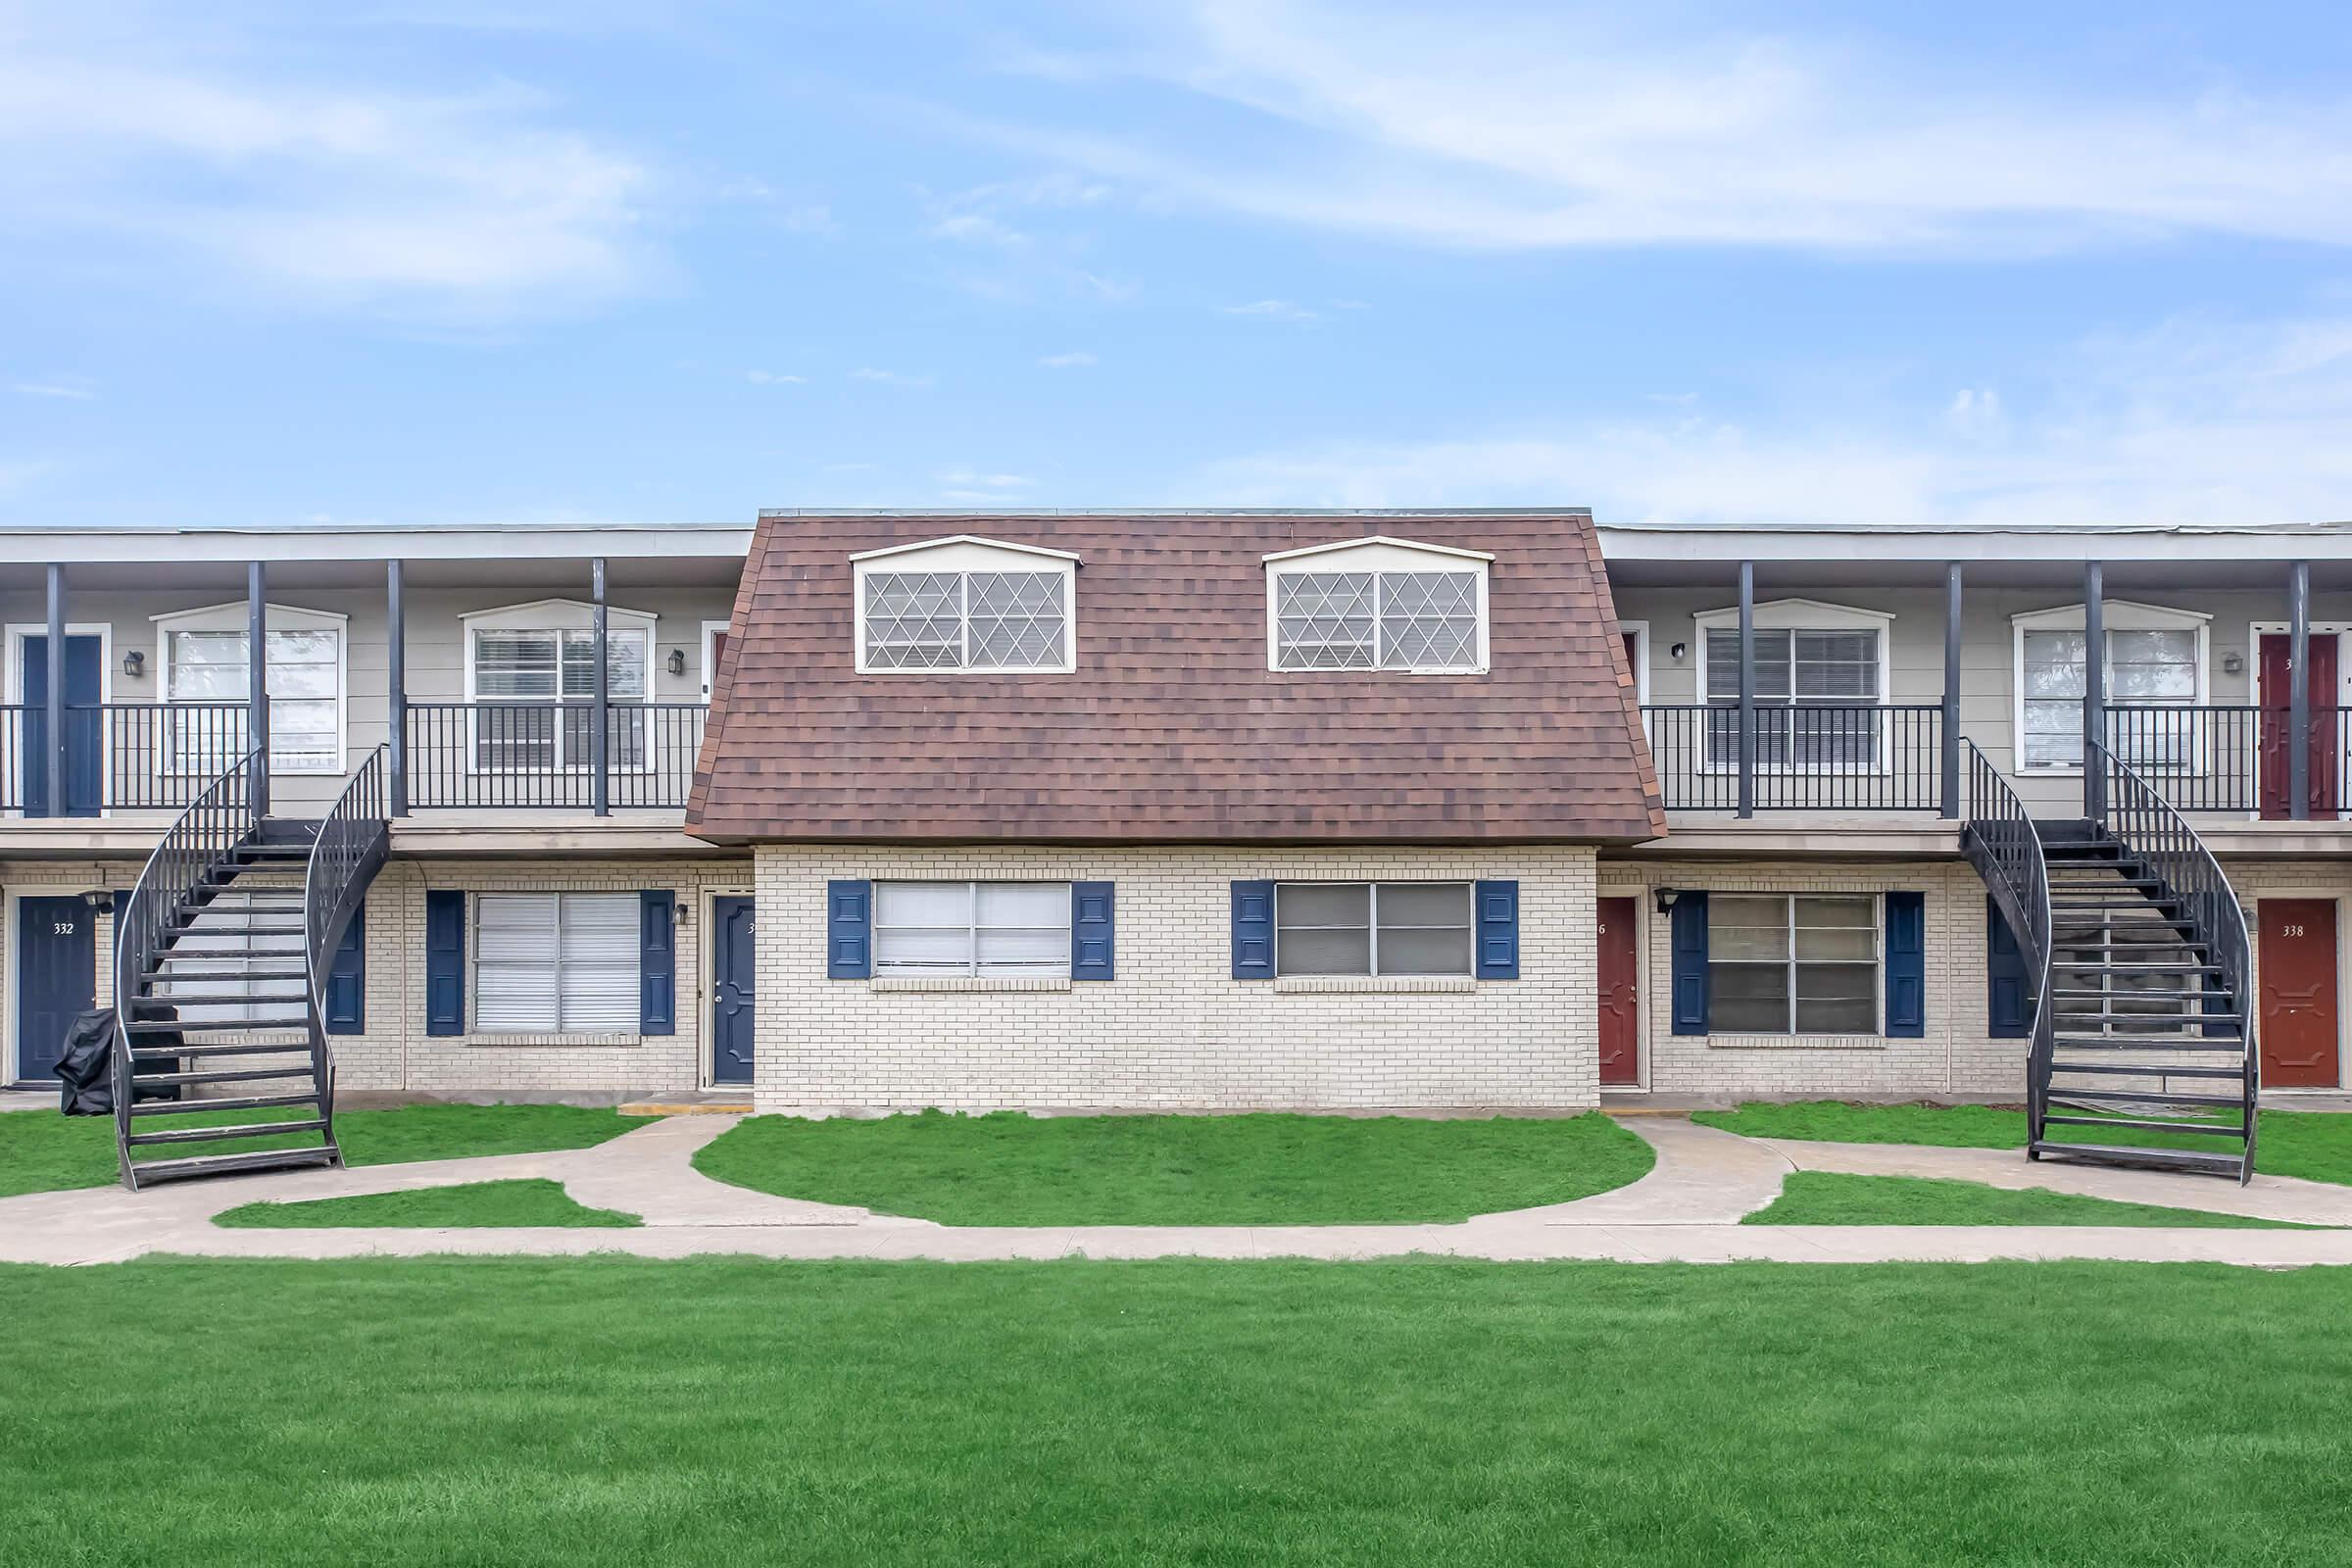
5 0 2352 528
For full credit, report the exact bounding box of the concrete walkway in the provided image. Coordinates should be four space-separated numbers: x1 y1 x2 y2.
9 1113 2352 1268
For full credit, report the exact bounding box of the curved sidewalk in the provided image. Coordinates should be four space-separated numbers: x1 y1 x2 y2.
7 1114 2352 1268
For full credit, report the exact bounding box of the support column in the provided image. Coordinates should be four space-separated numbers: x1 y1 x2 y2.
43 564 64 819
387 559 408 816
590 557 610 817
2082 561 2104 821
1941 562 1963 819
1736 560 1755 819
2291 559 2312 821
248 561 270 817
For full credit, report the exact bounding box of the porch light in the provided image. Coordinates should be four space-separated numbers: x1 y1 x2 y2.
666 648 687 676
122 650 144 679
80 890 115 914
1653 888 1680 914
1669 642 1687 662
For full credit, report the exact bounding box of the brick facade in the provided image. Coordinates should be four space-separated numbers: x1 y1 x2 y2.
751 844 1599 1114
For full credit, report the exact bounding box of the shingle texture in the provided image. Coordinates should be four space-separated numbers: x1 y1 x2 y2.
688 512 1664 844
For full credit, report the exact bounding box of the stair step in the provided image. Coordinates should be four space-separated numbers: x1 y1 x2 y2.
128 1146 339 1186
2048 1059 2247 1080
2052 1009 2240 1023
145 967 310 983
126 1016 311 1034
124 1118 328 1148
2031 1141 2245 1177
2050 1104 2248 1128
129 1064 318 1088
128 1091 319 1117
2048 877 2167 889
2044 1038 2246 1054
2047 1085 2249 1107
129 1040 314 1060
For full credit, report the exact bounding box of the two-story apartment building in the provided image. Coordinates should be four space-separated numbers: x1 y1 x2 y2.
11 509 2345 1186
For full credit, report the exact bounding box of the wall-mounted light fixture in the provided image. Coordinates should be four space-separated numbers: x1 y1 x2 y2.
666 648 687 677
1669 642 1688 662
80 890 115 915
2221 651 2245 676
1653 887 1680 914
122 650 145 679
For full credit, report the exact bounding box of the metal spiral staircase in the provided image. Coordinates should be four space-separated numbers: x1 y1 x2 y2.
111 747 390 1190
1962 740 2257 1184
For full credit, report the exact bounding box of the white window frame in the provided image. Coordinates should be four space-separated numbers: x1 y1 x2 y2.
870 879 1073 978
1704 892 1883 1037
851 536 1080 676
461 599 659 776
1692 598 1893 774
151 601 347 776
1273 880 1476 978
1261 537 1494 675
469 891 643 1036
2011 601 2210 776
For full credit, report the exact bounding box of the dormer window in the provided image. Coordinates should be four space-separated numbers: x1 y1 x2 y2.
851 536 1079 674
1263 537 1493 673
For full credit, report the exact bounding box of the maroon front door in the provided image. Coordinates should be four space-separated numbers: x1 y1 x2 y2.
1597 897 1640 1086
2260 900 2339 1088
2259 633 2339 819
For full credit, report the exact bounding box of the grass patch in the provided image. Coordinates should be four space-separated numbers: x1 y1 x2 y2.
1694 1101 2352 1187
0 1103 653 1199
8 1257 2352 1564
693 1109 1653 1225
215 1178 641 1229
1742 1171 2314 1228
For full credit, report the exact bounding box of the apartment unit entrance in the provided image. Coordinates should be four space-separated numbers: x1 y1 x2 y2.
16 895 95 1084
2259 900 2339 1089
1597 896 1640 1086
2259 632 2342 819
710 895 756 1086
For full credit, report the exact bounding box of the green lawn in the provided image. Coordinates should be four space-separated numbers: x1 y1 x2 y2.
1742 1171 2313 1228
693 1109 1654 1225
1692 1101 2352 1186
9 1257 2352 1564
0 1103 654 1199
215 1178 641 1229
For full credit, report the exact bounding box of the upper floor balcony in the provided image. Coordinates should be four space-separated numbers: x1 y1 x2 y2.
1602 520 2352 842
0 523 750 849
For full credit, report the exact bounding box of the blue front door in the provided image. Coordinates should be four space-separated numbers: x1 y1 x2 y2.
17 895 95 1083
22 635 103 817
711 896 756 1085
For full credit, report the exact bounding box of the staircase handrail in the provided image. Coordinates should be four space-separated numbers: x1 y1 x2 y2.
1960 742 2056 1145
303 746 390 1130
112 747 265 1188
2088 737 2259 1174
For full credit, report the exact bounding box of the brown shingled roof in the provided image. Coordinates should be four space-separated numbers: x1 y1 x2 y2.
687 511 1663 844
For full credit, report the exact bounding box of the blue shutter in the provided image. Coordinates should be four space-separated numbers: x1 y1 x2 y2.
1985 896 2030 1040
324 903 366 1036
1669 892 1709 1035
1474 880 1519 979
639 891 676 1035
1885 891 1926 1038
424 890 465 1037
1070 881 1115 980
827 880 872 979
1231 880 1275 979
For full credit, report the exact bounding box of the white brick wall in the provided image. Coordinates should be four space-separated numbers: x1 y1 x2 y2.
751 844 1600 1114
1596 856 2027 1099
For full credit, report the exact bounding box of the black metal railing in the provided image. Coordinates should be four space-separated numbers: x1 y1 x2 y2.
303 747 390 1151
1961 741 2055 1147
112 748 264 1186
2102 705 2261 813
0 702 251 815
402 702 708 810
2091 738 2258 1175
1640 703 1944 811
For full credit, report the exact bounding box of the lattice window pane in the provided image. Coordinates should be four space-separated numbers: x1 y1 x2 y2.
1276 573 1376 669
967 572 1065 668
864 572 964 668
1378 572 1479 668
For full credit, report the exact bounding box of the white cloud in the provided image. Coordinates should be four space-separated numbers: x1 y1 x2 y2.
744 369 804 385
930 212 1031 247
851 368 936 387
1220 299 1319 322
12 380 96 401
1038 351 1097 368
1199 312 2352 526
0 19 653 311
976 1 2352 255
1072 270 1139 302
938 470 1032 490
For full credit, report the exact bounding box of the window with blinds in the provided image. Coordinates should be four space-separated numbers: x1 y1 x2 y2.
473 893 640 1032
